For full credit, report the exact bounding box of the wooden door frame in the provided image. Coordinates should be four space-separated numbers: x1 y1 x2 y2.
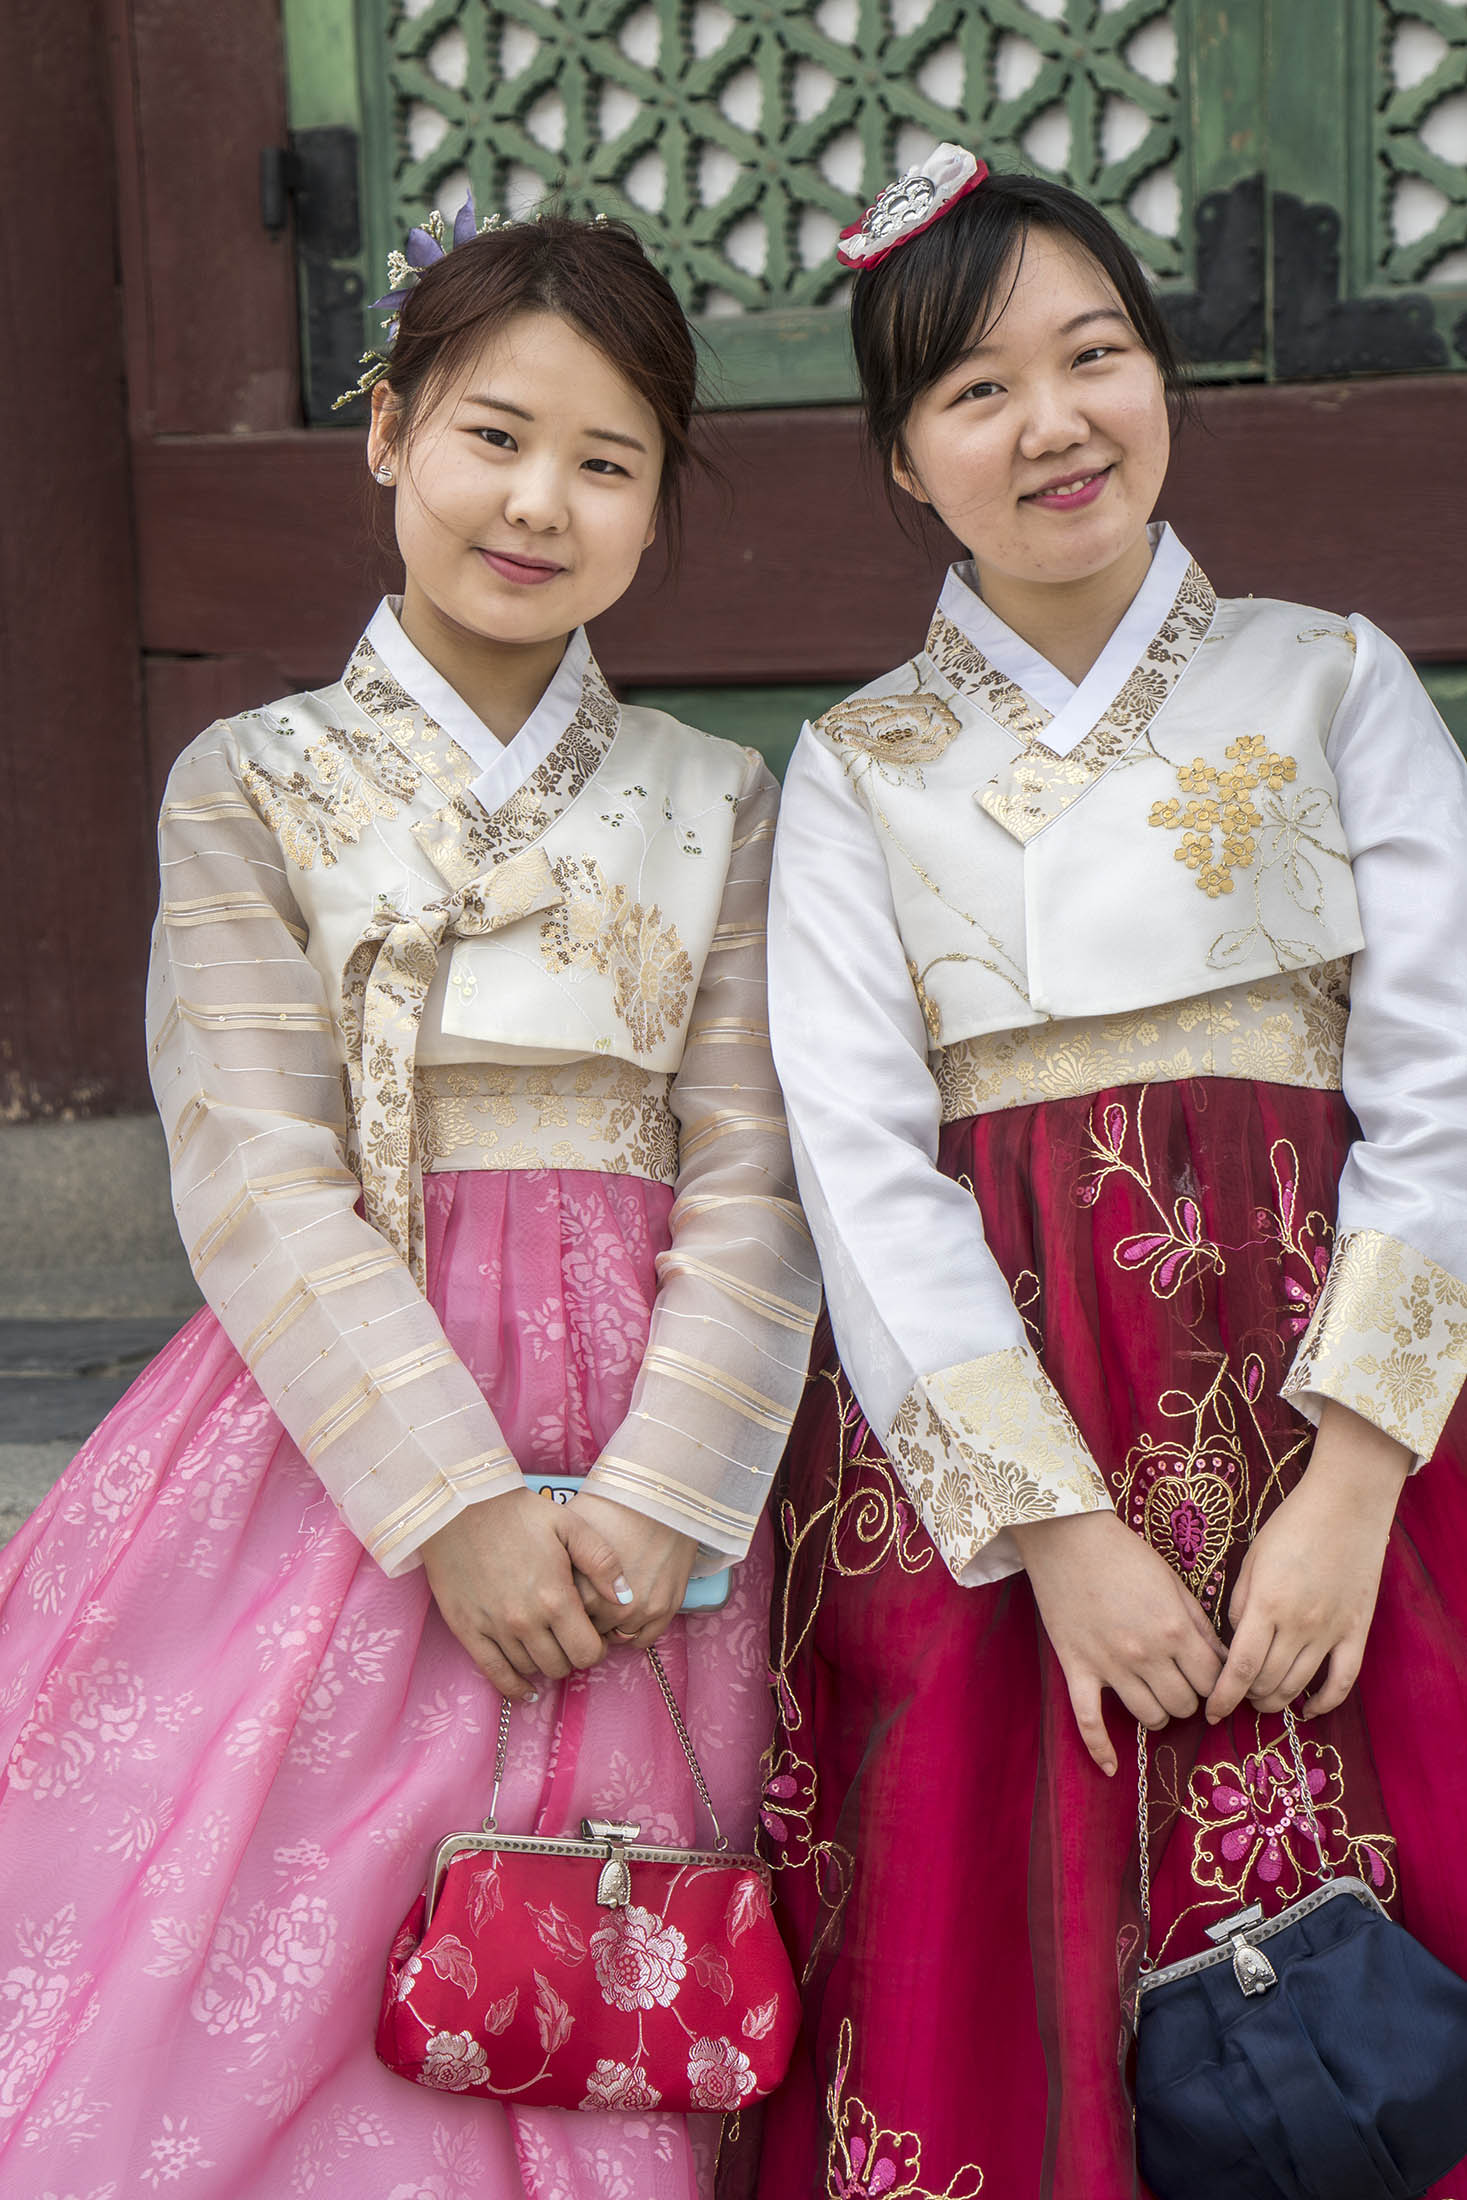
6 0 1467 1120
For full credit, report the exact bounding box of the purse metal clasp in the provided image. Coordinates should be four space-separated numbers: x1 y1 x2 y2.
1229 1938 1278 1996
1204 1903 1277 1996
582 1818 641 1909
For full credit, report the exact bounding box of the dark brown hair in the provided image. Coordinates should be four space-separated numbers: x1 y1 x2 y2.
382 213 703 557
850 170 1195 494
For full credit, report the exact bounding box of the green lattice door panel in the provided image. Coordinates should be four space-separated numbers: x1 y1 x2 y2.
1265 0 1467 374
281 0 1467 419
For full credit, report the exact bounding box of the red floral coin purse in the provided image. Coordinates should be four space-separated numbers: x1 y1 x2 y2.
376 1650 799 2113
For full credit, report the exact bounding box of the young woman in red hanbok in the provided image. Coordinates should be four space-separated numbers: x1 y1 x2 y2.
0 209 819 2197
746 147 1467 2197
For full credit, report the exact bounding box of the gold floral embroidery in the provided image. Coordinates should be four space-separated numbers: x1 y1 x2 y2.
540 857 695 1056
242 723 422 870
1282 1226 1467 1457
762 1375 917 1966
815 690 964 776
1052 1092 1399 1969
906 959 943 1046
922 612 1052 741
1148 733 1299 899
885 1348 1109 1580
769 1375 936 1718
1201 780 1353 976
341 637 476 782
338 855 565 1284
415 1059 679 1183
926 558 1217 845
823 2018 985 2199
340 633 624 891
416 666 621 891
456 849 561 929
1130 1712 1398 1974
1076 1101 1337 1621
1187 1725 1395 1909
933 961 1349 1121
978 751 1093 842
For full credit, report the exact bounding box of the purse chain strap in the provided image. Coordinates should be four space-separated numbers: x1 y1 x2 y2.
485 1644 727 1851
1135 1705 1333 1974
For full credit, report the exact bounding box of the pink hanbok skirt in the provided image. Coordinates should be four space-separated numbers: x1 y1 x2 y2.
0 1169 772 2200
740 1080 1467 2200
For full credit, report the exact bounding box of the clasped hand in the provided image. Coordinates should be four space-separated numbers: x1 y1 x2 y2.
420 1485 698 1702
1013 1402 1409 1776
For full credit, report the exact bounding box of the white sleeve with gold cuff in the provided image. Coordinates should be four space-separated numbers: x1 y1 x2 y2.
1282 618 1467 1463
580 750 823 1566
147 725 525 1577
766 730 1111 1588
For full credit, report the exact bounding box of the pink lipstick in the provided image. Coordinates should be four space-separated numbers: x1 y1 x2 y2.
1023 467 1111 511
479 549 564 585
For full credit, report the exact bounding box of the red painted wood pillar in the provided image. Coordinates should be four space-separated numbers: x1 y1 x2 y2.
0 0 153 1115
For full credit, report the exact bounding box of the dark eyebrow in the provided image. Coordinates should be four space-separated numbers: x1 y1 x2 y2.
463 392 533 420
462 391 648 455
956 307 1133 366
585 426 649 455
1057 308 1132 338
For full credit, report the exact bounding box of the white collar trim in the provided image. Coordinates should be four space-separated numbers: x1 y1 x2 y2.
936 523 1194 757
364 598 592 813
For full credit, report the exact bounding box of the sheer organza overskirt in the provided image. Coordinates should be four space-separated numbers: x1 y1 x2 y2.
0 1168 772 2200
743 1081 1467 2200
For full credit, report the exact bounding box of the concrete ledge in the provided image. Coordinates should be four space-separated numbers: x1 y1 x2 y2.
0 1115 200 1318
0 1264 202 1321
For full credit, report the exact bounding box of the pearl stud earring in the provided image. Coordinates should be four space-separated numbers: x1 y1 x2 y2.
374 465 395 484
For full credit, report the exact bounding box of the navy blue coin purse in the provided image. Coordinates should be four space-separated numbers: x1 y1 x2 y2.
1132 1715 1467 2200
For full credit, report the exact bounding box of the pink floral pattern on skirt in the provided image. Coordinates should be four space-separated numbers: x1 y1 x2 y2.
0 1168 772 2199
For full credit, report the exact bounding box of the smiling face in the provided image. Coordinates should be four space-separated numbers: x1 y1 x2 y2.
368 308 664 655
893 224 1171 596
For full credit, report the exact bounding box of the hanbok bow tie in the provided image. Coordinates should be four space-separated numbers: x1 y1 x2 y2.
341 848 564 1285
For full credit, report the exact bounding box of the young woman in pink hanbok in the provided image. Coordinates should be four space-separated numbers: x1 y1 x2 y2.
0 209 818 2198
743 150 1467 2197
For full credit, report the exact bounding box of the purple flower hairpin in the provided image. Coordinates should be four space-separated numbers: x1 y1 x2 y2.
836 143 988 271
332 189 507 412
374 191 500 321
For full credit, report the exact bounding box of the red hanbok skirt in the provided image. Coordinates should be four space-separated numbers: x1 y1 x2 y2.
736 1079 1467 2200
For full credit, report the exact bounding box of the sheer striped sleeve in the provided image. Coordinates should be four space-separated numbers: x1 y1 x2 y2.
146 722 525 1575
580 749 821 1563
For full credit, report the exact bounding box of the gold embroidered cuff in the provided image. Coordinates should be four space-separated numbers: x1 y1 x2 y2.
1281 1228 1467 1462
884 1347 1112 1587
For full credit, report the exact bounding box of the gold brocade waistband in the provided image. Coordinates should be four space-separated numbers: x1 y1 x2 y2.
414 1059 680 1183
934 960 1350 1123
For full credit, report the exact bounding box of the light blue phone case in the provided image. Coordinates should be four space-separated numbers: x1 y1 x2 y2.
527 1476 732 1612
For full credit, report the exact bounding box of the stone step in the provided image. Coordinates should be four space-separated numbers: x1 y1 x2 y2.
0 1314 188 1547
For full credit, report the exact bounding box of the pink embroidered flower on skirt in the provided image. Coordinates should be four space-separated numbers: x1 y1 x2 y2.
1192 1743 1345 1904
759 1749 817 1865
589 1906 688 2012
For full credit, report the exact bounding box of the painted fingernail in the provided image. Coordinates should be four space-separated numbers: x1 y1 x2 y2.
614 1577 635 1605
525 1690 539 1704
